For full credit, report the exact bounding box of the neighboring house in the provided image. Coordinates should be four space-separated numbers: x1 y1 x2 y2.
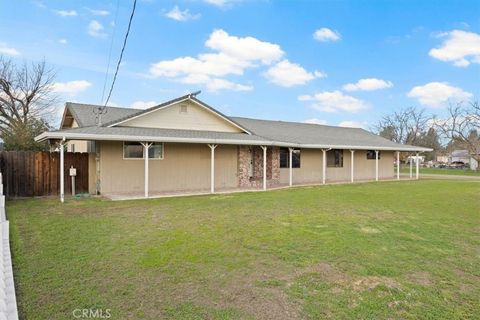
36 94 431 199
449 150 479 170
436 155 448 163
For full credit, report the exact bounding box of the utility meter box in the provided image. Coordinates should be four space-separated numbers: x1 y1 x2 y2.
69 167 77 177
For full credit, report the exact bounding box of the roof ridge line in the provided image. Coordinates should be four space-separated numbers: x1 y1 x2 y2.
231 116 364 130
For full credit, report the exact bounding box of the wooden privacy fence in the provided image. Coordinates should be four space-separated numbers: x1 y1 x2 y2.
0 151 89 198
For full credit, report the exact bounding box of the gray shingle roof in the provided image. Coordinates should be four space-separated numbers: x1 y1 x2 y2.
45 126 270 145
39 98 431 151
231 117 423 150
66 102 138 127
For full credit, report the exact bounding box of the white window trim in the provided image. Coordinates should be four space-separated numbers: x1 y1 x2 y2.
122 141 164 160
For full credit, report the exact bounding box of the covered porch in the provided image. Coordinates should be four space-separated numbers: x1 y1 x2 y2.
49 137 424 202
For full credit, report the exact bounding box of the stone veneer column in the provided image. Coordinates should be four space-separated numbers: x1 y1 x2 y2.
237 146 280 188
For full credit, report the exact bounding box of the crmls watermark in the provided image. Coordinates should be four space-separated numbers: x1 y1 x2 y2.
72 309 112 319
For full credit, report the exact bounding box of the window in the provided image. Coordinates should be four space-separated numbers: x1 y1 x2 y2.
279 147 301 168
123 142 164 159
327 149 343 167
366 150 380 160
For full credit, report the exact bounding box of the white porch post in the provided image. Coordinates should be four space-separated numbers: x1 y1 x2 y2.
59 138 66 203
141 142 152 198
261 146 267 191
350 150 355 183
288 147 293 187
208 144 218 193
322 149 327 185
375 150 379 181
396 151 400 180
416 152 420 180
409 153 413 179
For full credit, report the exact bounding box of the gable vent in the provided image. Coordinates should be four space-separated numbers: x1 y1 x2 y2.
179 104 188 114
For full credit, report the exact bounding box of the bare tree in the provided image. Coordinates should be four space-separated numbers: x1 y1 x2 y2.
0 56 56 150
435 101 480 169
374 106 432 145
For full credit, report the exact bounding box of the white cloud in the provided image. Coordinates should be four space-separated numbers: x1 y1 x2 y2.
58 39 67 44
88 20 107 38
130 101 158 109
429 30 480 67
205 29 283 64
314 70 328 78
88 9 110 16
165 6 200 21
32 1 46 9
149 29 284 91
304 118 327 125
51 80 91 96
0 43 20 56
54 10 77 17
203 0 232 7
343 78 393 92
338 120 368 129
206 78 252 91
179 73 252 92
299 91 368 113
407 82 472 108
313 28 341 42
150 54 248 78
264 59 324 87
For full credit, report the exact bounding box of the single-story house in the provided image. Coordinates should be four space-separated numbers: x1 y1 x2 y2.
449 150 479 170
36 94 431 201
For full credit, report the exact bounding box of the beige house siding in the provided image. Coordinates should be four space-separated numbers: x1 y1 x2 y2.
279 149 394 184
65 120 89 153
119 100 244 133
98 141 238 194
279 149 323 184
67 140 89 153
92 143 396 195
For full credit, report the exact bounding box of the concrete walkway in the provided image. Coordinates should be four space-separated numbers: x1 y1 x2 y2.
401 173 480 180
104 178 412 201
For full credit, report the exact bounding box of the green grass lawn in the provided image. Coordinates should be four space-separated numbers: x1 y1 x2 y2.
8 180 480 319
399 166 480 176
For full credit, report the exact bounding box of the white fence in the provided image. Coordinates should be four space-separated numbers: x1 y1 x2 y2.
0 173 19 320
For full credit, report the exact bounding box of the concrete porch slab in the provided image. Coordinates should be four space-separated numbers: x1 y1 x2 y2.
103 177 416 201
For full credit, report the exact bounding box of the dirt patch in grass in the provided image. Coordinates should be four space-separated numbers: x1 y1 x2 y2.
352 276 401 291
295 262 401 293
208 267 303 320
360 226 381 234
149 262 305 320
298 262 350 285
408 271 432 286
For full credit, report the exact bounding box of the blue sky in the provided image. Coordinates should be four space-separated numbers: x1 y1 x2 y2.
1 0 479 128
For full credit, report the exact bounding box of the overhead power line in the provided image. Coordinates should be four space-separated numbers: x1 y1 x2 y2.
100 0 121 104
95 0 137 125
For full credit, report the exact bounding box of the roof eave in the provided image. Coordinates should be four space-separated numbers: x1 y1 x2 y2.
35 131 433 152
34 131 277 146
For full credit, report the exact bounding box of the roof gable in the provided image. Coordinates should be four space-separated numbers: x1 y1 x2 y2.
60 102 138 128
108 95 251 134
